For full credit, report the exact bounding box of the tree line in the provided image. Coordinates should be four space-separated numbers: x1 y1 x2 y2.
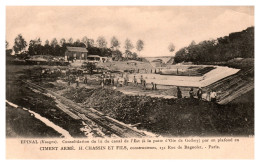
173 27 254 64
6 35 146 60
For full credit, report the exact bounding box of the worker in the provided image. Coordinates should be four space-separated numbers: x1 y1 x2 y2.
67 75 71 86
140 75 143 85
206 91 211 101
154 83 157 90
177 86 182 98
83 75 87 84
109 73 113 85
151 82 154 90
41 69 45 77
210 90 217 102
76 76 80 87
108 77 112 85
143 79 146 90
197 87 203 100
133 76 137 86
126 74 129 86
125 73 129 86
189 88 194 98
101 77 105 89
124 77 127 86
116 77 119 87
111 76 114 86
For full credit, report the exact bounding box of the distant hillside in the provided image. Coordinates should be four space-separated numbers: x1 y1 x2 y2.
172 27 254 64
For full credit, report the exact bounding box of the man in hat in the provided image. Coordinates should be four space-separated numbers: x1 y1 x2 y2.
177 86 182 98
210 90 217 102
197 87 203 100
189 87 194 99
133 76 137 86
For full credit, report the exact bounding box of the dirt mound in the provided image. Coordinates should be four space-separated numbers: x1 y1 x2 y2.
63 88 253 136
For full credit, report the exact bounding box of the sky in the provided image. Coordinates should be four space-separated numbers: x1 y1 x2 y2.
6 6 254 57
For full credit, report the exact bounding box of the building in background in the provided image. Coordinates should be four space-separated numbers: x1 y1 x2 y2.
65 47 88 62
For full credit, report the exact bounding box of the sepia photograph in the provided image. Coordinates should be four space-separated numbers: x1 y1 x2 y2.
4 5 255 159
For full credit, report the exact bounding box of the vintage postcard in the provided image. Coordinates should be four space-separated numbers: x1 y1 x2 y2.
5 6 254 159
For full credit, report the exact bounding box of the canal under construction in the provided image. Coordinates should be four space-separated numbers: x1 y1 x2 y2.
6 64 254 138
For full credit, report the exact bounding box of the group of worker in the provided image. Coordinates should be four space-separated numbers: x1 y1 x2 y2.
139 75 147 90
177 86 217 102
101 72 137 88
65 69 218 103
101 73 117 88
133 75 157 90
67 75 88 88
100 73 158 91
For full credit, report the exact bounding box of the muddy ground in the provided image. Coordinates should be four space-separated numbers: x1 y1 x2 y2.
6 80 85 137
6 64 254 137
6 65 85 137
63 87 254 136
6 105 61 138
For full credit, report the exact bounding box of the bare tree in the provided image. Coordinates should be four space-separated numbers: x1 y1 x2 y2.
136 39 144 56
81 36 88 48
96 36 107 48
124 38 134 51
111 36 120 50
28 38 42 55
35 37 42 45
60 38 66 46
13 34 27 54
6 41 12 56
50 38 58 47
45 40 50 46
168 42 175 53
189 40 196 46
43 40 51 55
75 39 81 44
87 39 94 47
68 38 73 44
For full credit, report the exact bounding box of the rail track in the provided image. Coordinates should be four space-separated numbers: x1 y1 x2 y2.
21 80 147 138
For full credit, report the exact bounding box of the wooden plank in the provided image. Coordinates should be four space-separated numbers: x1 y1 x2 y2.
55 102 81 120
218 82 254 104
